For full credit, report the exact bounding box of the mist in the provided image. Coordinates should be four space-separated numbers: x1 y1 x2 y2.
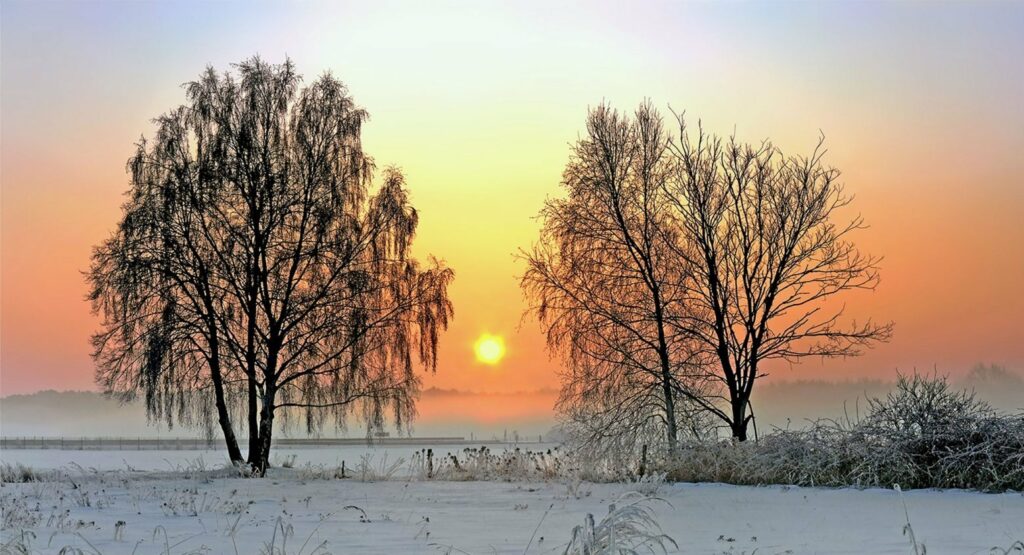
751 364 1024 433
0 388 559 441
2 365 1020 441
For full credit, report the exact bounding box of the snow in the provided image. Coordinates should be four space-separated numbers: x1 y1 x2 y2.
2 444 557 473
2 450 1022 554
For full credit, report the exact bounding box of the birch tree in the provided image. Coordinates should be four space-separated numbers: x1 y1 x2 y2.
89 57 453 473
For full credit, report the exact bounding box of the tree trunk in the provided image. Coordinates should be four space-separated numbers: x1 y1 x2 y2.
661 372 679 454
206 324 243 463
730 361 757 442
246 370 259 465
730 394 749 441
254 386 276 476
253 329 283 476
244 299 260 466
210 370 243 462
652 291 678 455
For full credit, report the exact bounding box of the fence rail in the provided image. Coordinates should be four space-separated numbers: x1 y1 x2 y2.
0 436 544 451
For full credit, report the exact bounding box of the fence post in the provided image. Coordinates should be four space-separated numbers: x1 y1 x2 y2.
639 444 648 477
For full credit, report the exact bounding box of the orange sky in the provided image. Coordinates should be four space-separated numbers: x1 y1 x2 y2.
2 1 1023 400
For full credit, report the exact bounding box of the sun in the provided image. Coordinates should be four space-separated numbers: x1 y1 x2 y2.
473 334 506 365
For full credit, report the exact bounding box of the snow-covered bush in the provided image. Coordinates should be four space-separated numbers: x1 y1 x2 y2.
844 373 1024 490
562 493 676 555
355 453 405 481
663 373 1024 491
628 473 667 497
0 463 57 484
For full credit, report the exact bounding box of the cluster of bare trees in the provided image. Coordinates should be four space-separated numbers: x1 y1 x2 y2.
88 58 452 474
523 103 891 453
86 56 890 468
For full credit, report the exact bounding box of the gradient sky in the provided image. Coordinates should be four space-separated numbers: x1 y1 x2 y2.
2 1 1023 399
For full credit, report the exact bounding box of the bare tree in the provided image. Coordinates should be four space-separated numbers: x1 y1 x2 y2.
523 103 892 449
88 112 247 462
89 58 453 473
522 104 710 456
663 115 893 441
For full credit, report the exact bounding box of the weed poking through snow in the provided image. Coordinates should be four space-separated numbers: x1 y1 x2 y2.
562 493 676 555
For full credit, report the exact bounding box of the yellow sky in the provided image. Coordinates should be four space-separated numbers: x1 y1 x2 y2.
2 1 1023 397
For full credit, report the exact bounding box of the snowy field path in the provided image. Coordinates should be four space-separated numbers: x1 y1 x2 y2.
2 470 1022 554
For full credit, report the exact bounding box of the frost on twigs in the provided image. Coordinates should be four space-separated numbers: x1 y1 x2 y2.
562 493 676 555
662 373 1024 492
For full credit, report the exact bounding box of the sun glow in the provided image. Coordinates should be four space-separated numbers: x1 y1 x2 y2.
474 334 506 365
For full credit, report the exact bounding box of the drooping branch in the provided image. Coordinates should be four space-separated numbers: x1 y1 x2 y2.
88 57 453 471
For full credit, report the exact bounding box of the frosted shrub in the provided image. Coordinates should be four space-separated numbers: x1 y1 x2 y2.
563 493 676 555
0 463 59 484
356 453 405 482
846 373 1024 490
629 473 666 497
663 373 1024 491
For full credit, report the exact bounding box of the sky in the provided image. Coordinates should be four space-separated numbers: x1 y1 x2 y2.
2 1 1023 405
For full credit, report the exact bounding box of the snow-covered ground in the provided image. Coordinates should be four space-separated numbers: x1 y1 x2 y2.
2 450 1022 554
2 444 558 473
0 450 1019 552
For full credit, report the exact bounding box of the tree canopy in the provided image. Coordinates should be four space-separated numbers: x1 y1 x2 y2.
88 57 453 472
524 103 890 447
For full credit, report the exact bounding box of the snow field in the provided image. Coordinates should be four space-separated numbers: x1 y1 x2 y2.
2 466 1022 554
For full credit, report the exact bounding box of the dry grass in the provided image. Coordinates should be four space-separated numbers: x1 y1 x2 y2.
562 493 676 555
407 446 570 481
0 463 61 484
